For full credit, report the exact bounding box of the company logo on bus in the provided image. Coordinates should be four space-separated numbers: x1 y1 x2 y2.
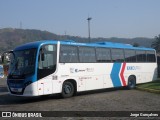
127 66 141 70
70 68 94 73
70 68 85 73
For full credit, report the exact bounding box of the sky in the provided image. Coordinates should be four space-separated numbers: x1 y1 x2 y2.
0 0 160 38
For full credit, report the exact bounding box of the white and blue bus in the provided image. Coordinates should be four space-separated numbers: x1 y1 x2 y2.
6 40 157 98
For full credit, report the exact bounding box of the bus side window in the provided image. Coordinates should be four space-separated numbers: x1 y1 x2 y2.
79 47 96 63
136 50 146 62
60 45 79 63
96 48 111 62
124 49 136 62
146 51 156 62
111 48 124 62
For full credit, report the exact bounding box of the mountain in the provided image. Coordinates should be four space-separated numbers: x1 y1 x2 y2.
0 28 155 54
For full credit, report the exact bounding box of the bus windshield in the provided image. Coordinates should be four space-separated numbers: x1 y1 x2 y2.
9 49 37 76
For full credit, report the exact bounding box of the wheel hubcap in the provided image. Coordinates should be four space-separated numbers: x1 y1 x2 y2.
129 81 134 87
64 85 71 94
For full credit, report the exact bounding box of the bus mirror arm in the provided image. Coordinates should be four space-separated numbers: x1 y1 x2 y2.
41 53 45 61
1 55 4 63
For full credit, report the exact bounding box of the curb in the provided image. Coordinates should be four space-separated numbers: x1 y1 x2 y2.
136 86 160 94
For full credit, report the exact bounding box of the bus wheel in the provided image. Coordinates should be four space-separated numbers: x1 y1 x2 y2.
61 81 74 98
127 76 136 89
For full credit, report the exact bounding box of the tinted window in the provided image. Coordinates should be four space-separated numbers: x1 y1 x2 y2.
136 50 146 62
79 47 96 63
96 48 111 62
124 49 136 62
147 50 156 62
9 49 37 76
60 45 78 63
39 45 56 69
111 49 124 62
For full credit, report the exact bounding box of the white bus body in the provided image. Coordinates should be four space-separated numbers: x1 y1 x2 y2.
7 41 157 97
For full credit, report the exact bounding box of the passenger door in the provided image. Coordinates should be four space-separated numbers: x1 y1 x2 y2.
37 44 57 95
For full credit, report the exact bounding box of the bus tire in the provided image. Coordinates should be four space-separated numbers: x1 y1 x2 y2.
127 76 136 89
61 81 74 98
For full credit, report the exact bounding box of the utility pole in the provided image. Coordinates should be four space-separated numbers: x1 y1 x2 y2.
64 31 67 39
87 17 92 43
20 21 22 29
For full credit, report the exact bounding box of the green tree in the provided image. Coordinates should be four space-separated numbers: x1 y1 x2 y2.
151 34 160 53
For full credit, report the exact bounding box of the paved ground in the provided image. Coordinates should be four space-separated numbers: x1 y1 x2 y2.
0 78 160 120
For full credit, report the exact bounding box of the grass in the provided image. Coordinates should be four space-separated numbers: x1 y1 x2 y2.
137 80 160 90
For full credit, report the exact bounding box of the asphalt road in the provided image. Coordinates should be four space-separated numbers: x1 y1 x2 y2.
0 78 160 120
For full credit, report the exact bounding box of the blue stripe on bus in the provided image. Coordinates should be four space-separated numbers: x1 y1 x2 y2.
110 63 122 87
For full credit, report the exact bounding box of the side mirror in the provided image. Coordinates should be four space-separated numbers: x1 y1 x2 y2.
1 50 13 64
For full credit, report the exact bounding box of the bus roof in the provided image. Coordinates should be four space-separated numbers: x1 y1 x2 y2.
14 40 154 51
59 40 154 51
